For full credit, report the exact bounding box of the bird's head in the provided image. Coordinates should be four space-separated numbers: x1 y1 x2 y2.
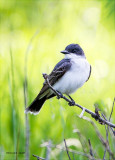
61 44 85 58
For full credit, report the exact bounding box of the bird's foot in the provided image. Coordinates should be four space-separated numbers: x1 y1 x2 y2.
67 95 75 106
68 100 75 106
56 91 63 99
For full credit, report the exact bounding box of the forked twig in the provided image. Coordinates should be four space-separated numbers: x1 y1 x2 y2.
102 98 115 159
43 73 115 129
40 141 101 160
82 116 115 159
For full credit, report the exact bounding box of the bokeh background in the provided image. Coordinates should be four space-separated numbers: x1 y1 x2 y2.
0 0 115 159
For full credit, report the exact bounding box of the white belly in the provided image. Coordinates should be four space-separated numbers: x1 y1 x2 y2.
53 58 90 95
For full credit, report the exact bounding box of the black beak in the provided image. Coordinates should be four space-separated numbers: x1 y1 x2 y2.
60 50 69 54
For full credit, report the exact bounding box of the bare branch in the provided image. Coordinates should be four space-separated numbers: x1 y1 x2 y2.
102 98 115 159
88 139 95 160
101 113 115 136
73 129 88 153
109 97 115 122
43 74 115 129
103 125 108 160
40 141 101 160
33 154 45 160
103 147 107 160
82 116 115 159
64 139 71 160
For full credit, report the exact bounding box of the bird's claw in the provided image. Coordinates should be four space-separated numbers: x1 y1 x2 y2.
68 100 75 106
56 91 63 99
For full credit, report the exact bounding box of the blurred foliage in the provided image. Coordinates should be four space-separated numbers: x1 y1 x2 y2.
0 0 115 159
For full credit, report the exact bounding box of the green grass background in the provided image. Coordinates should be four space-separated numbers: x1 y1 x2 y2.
0 0 115 159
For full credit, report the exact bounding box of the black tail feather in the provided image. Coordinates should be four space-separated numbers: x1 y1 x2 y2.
25 96 46 115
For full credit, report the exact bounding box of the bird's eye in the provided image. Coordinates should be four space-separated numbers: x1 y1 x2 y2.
72 49 76 53
72 49 79 53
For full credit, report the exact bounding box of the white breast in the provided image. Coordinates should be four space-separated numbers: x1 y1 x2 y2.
53 56 90 95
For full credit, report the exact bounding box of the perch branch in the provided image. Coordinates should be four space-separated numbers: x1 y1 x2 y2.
42 73 115 128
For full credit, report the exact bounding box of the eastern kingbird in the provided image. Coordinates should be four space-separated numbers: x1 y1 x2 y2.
25 44 91 115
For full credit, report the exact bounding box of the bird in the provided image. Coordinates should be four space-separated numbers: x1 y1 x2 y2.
25 44 91 115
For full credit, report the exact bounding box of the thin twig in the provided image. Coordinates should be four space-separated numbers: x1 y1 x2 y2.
64 139 71 160
103 98 115 159
101 113 115 136
82 116 115 160
103 147 107 160
102 115 110 160
88 139 95 160
103 125 108 160
43 74 115 129
40 142 101 160
33 154 45 160
74 129 88 153
109 98 115 122
23 80 29 160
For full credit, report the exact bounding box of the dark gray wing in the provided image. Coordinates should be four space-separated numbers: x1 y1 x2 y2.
48 58 71 85
38 59 72 97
